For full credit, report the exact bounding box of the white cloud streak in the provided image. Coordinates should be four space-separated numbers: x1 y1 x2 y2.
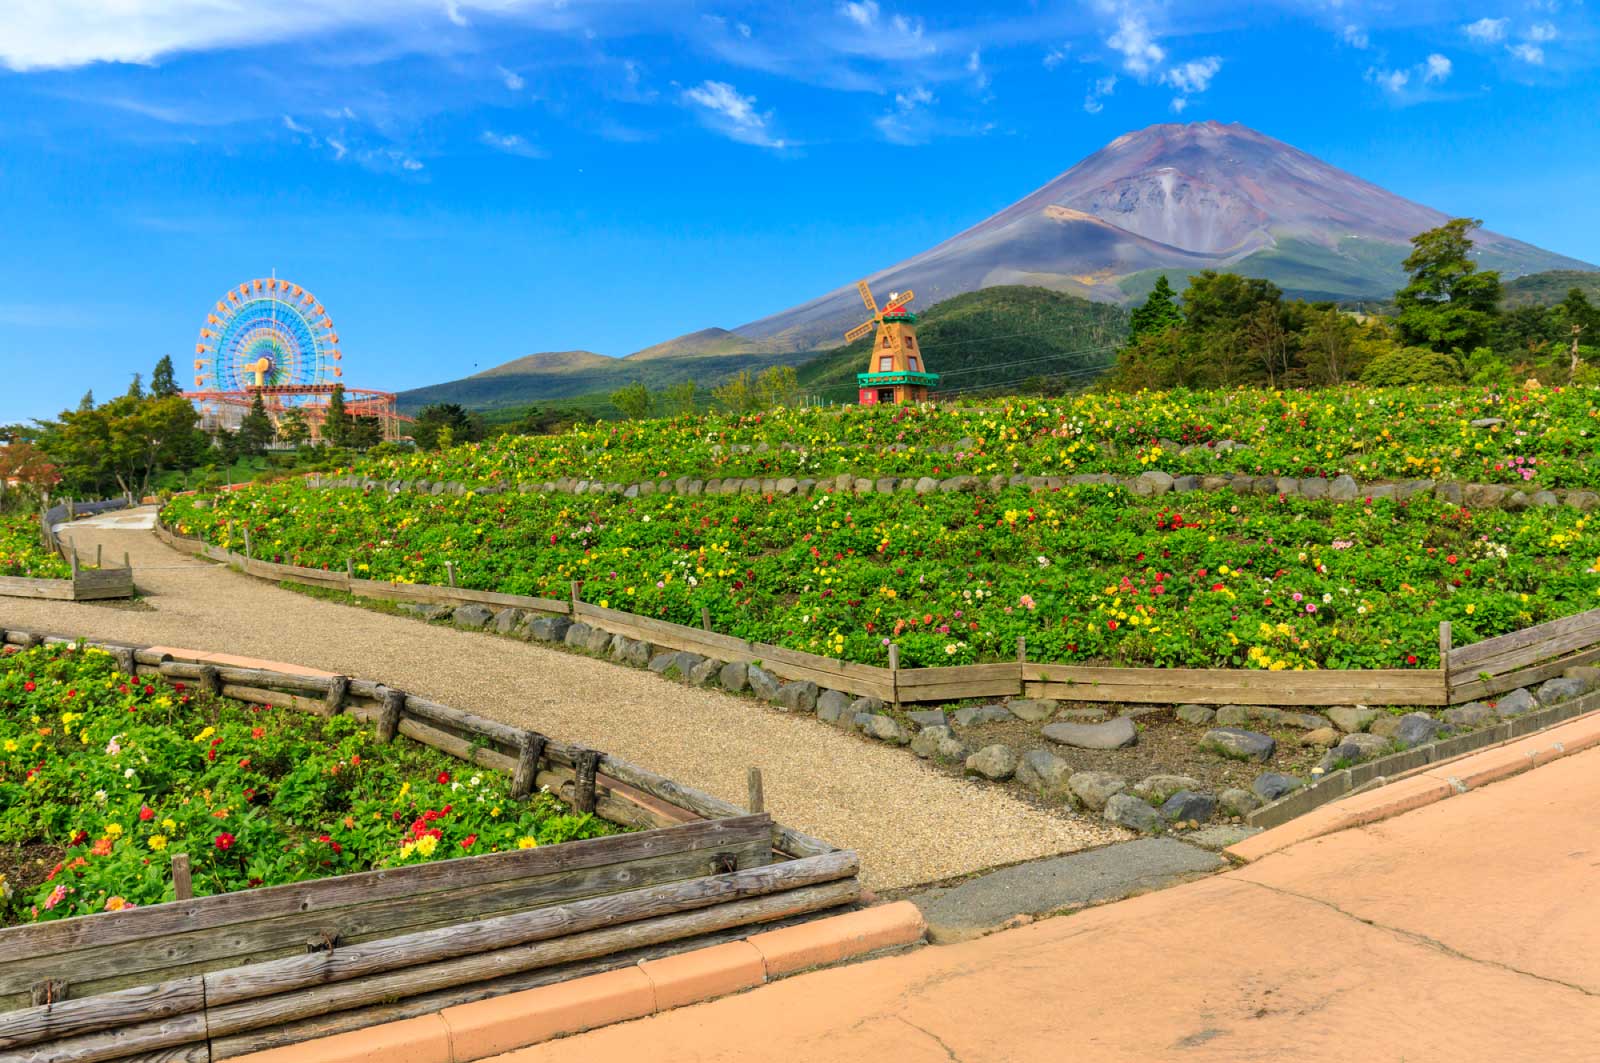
683 80 785 149
480 130 546 157
1424 53 1452 83
1162 55 1221 95
1106 13 1166 77
1464 17 1508 44
1083 73 1116 114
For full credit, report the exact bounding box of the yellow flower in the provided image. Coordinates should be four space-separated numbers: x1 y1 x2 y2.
2 739 16 753
415 835 438 857
104 896 131 912
148 835 168 851
517 836 539 849
161 817 177 832
193 726 215 743
105 823 124 837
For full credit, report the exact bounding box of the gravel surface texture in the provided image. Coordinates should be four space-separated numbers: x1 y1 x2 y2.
1 512 1122 889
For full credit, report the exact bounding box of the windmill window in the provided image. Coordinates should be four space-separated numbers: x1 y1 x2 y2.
906 336 915 348
908 356 920 370
879 356 893 371
881 334 891 347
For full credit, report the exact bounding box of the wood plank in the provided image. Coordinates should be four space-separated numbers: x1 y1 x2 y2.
348 578 567 615
5 1011 209 1063
1448 621 1600 681
0 817 772 975
894 663 1019 689
753 643 893 685
0 575 75 601
1448 607 1600 671
1448 644 1600 703
1020 666 1447 706
571 604 754 662
403 696 527 753
0 978 203 1051
896 679 1021 702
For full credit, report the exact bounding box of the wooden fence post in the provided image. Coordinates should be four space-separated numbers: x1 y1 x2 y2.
123 552 130 570
376 688 405 743
445 561 456 588
701 606 712 632
323 676 349 717
1017 636 1028 697
746 767 764 815
198 665 221 697
573 750 602 814
96 544 103 569
70 548 80 578
570 580 581 609
243 525 251 560
512 732 548 800
345 559 354 583
888 643 901 710
1439 621 1453 704
171 853 193 901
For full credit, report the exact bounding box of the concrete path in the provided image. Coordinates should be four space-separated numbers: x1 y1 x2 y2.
0 512 1121 889
500 743 1600 1061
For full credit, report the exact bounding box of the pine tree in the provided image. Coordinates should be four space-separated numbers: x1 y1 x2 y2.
150 355 180 397
323 385 349 446
238 393 274 454
126 373 145 400
77 390 95 412
1395 218 1501 355
1127 276 1185 340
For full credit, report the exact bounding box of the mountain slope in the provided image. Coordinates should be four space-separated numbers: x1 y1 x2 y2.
1502 270 1600 308
733 121 1594 351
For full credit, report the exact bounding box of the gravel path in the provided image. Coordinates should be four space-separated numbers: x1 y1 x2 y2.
1 512 1122 888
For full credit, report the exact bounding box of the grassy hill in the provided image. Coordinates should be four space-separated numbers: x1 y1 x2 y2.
796 286 1128 400
1503 269 1600 308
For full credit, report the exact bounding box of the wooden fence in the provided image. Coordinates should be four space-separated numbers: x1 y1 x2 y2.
153 522 1600 710
0 498 138 602
0 629 854 1060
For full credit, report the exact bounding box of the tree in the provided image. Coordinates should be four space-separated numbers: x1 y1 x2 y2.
346 415 382 450
712 370 756 414
277 407 311 447
0 441 61 510
126 373 145 400
661 380 697 417
323 385 349 447
1245 303 1293 388
77 390 95 412
1182 271 1282 335
37 394 198 497
238 392 274 454
150 355 180 398
609 382 653 420
1395 218 1502 355
755 365 801 409
1127 275 1185 340
412 403 479 450
1360 347 1462 386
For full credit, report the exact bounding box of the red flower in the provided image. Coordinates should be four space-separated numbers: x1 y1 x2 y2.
1406 655 1419 665
143 685 154 695
139 806 155 822
437 771 451 784
251 727 265 739
23 681 35 693
239 757 251 768
461 834 478 849
174 682 186 691
214 833 236 850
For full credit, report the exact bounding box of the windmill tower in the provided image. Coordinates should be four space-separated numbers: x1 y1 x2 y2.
847 280 938 405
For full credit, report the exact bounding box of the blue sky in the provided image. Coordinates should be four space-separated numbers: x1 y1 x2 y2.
2 0 1597 423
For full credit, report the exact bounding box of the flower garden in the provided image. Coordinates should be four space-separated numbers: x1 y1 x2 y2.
353 386 1600 488
0 511 69 580
0 642 622 927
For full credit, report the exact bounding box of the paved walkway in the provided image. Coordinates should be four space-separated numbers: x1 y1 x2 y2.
0 512 1120 889
501 743 1600 1061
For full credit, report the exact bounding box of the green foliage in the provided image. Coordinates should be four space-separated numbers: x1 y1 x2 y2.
150 356 181 399
277 407 311 447
1501 270 1600 309
609 382 653 421
411 403 484 451
323 385 349 447
712 370 756 414
0 511 69 578
33 394 200 497
660 381 698 417
1360 347 1462 386
238 393 274 455
1127 275 1184 341
125 373 144 401
1395 218 1502 355
755 365 801 409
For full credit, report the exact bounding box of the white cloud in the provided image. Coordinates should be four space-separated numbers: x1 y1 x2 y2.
327 137 348 160
1368 66 1410 94
683 80 785 148
1464 17 1509 44
1162 55 1221 95
1169 96 1187 113
282 114 311 133
443 1 467 27
480 130 546 157
1083 73 1116 114
1341 24 1370 50
874 85 935 144
1508 42 1545 64
497 66 524 91
1106 13 1166 77
840 1 879 29
1424 53 1452 83
1043 44 1070 69
1526 22 1558 43
402 157 424 170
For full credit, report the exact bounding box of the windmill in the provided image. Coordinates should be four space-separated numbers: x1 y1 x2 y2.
847 279 938 406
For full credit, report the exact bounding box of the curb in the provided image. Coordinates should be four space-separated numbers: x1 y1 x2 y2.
1225 709 1600 862
230 902 927 1063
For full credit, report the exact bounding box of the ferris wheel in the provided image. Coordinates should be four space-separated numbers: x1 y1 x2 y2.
193 277 342 394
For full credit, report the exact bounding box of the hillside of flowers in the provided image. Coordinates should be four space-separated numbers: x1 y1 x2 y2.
0 643 622 925
0 512 70 580
353 386 1600 489
163 479 1600 671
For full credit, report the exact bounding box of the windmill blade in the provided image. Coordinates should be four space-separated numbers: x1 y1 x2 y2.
844 319 876 343
856 279 878 314
886 289 914 310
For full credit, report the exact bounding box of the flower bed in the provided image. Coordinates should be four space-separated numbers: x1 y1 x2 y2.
349 386 1600 488
0 512 68 580
161 480 1600 670
0 642 622 925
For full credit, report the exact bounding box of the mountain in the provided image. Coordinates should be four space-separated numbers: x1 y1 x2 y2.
1503 270 1600 308
732 121 1594 350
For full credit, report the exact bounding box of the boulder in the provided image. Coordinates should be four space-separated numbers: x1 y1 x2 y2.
1536 677 1586 705
850 696 886 716
583 627 613 654
862 715 911 745
1160 790 1217 824
1277 711 1332 731
951 703 1015 727
1318 733 1393 772
1214 704 1253 728
491 607 525 635
1006 699 1058 723
1219 788 1260 817
1133 774 1202 803
965 744 1020 781
747 665 782 701
400 603 453 622
1198 727 1276 763
1393 712 1441 749
647 651 680 674
818 689 855 720
1492 688 1536 717
1301 727 1341 748
914 477 939 494
611 636 652 668
1251 772 1304 802
774 681 820 713
1014 749 1074 798
1132 471 1174 496
1327 705 1379 733
1442 702 1495 729
1068 771 1128 811
1368 715 1402 739
451 604 494 630
1327 474 1360 501
718 661 750 693
563 621 594 649
1042 716 1138 750
907 708 948 730
910 725 963 759
1103 793 1160 833
526 616 572 642
1175 704 1216 726
687 657 724 686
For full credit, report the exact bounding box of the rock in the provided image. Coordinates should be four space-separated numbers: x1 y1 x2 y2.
1251 772 1304 802
1318 733 1393 772
1175 704 1216 726
1219 788 1260 817
907 708 948 729
1503 490 1531 512
526 615 572 642
1464 483 1509 508
1277 711 1332 731
1160 790 1217 824
951 703 1015 727
491 607 525 635
1068 771 1128 811
862 714 910 745
1394 712 1441 748
1434 482 1464 504
1006 699 1058 723
1301 727 1341 748
1442 702 1495 729
583 627 613 654
747 665 782 701
1214 704 1253 728
1492 688 1536 717
1300 478 1329 500
1042 716 1138 750
875 477 900 495
1132 471 1174 496
1133 774 1202 803
1058 708 1108 722
647 651 679 674
1565 490 1599 511
611 636 652 668
1327 705 1379 733
1532 490 1559 508
1368 715 1402 739
818 689 854 720
718 661 749 693
1536 677 1586 705
965 744 1020 781
1103 793 1161 833
563 621 594 649
774 681 819 713
850 696 886 716
1173 474 1200 493
399 603 453 621
914 477 939 494
451 603 494 630
1015 750 1074 798
1470 417 1504 428
910 725 962 758
774 477 799 496
1198 727 1276 763
1327 474 1360 501
687 657 723 686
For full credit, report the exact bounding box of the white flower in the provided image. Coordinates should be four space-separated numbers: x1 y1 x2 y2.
1322 593 1332 604
123 767 135 778
450 781 461 792
95 789 108 803
469 775 482 787
1036 556 1050 568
